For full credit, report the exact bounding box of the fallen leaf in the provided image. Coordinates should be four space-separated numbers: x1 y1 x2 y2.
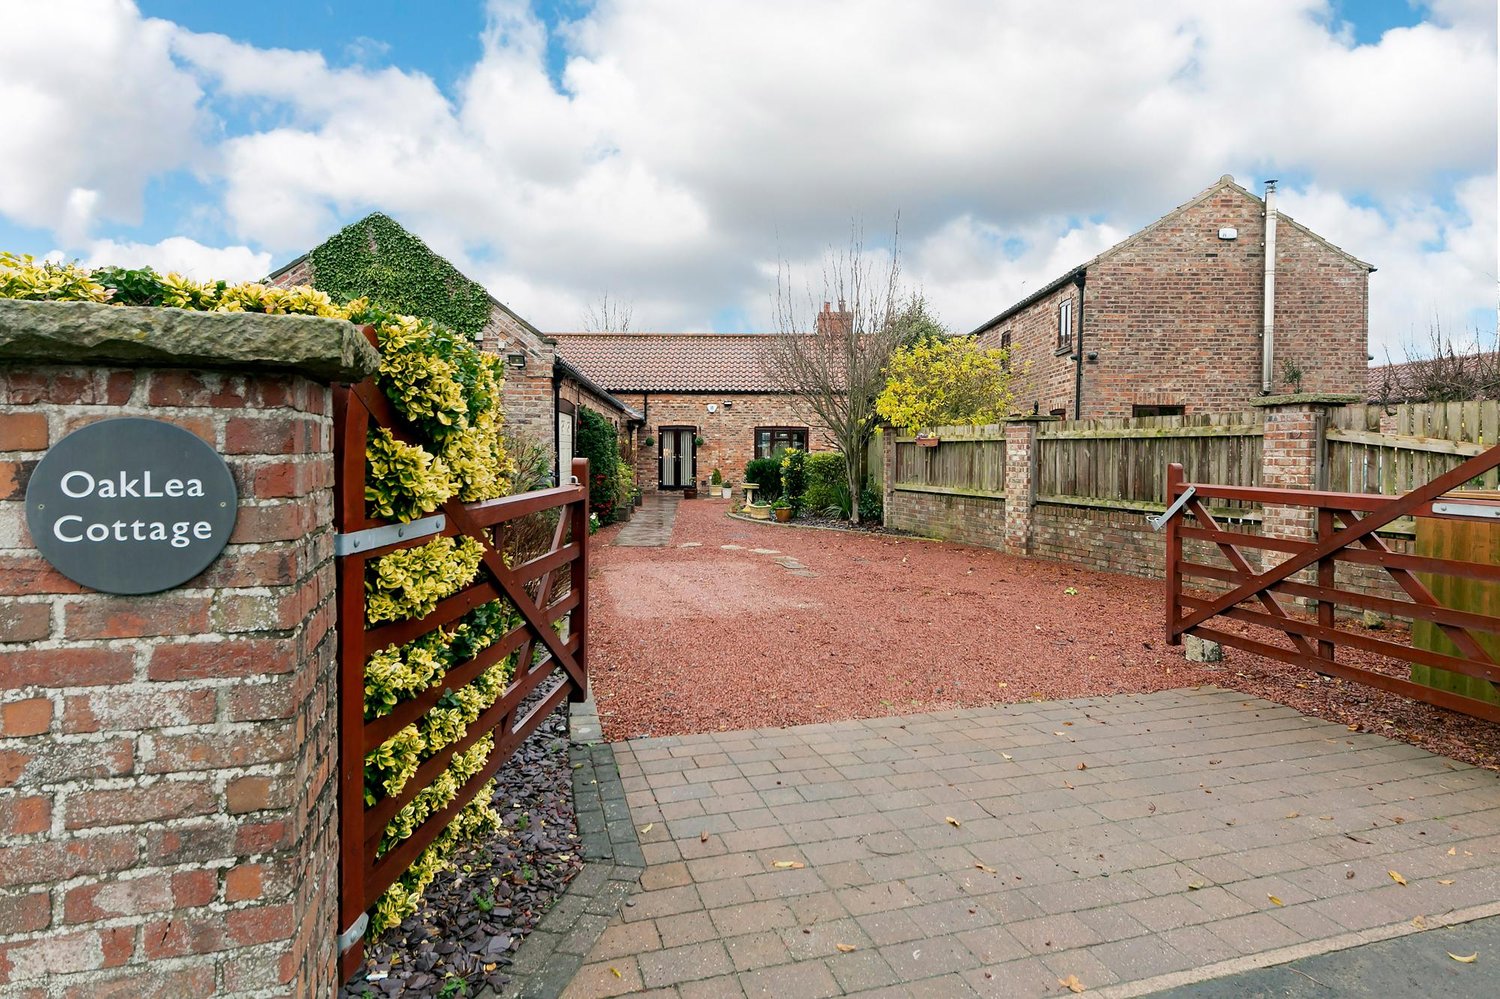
1187 881 1206 890
1389 870 1407 886
1002 753 1014 761
1448 952 1478 963
1346 870 1355 879
1348 723 1360 731
1077 762 1088 771
1285 811 1300 819
639 823 653 834
1412 916 1427 929
998 682 1008 689
1058 973 1086 993
1147 803 1157 814
1268 895 1284 906
976 863 997 874
610 967 623 978
835 943 857 953
700 830 709 843
1063 780 1075 790
1319 816 1333 821
772 860 805 870
945 816 962 828
1448 847 1458 856
1064 587 1079 596
1054 731 1066 737
1440 879 1456 885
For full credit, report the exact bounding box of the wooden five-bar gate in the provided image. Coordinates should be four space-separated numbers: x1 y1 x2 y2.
332 338 590 978
1164 445 1500 723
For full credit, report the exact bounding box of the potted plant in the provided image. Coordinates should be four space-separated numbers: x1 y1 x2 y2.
643 435 655 448
710 467 723 496
694 434 706 447
721 479 733 500
772 499 792 523
632 486 643 507
683 484 698 500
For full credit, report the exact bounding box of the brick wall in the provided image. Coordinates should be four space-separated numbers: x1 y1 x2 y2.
886 489 1006 544
613 392 834 491
0 340 352 993
978 181 1370 418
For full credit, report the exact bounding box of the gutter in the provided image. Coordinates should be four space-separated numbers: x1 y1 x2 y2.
1073 270 1087 419
1261 179 1278 393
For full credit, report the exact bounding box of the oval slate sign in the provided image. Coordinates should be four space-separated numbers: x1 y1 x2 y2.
25 418 238 594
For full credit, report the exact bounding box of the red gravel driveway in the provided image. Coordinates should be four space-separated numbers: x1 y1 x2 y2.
586 500 1500 768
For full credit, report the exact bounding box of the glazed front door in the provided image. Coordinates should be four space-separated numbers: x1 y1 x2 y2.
658 429 696 489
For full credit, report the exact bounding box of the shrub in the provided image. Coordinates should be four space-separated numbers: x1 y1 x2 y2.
859 483 884 523
744 456 781 501
802 452 847 515
576 407 625 524
780 448 808 513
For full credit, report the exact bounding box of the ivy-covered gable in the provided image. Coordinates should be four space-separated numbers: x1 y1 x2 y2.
300 213 494 340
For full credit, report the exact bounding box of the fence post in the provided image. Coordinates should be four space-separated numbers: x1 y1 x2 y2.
880 425 895 528
1165 462 1184 646
569 457 590 701
1252 394 1359 585
1002 416 1055 555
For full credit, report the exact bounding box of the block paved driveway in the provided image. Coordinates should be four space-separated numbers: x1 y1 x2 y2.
560 687 1500 998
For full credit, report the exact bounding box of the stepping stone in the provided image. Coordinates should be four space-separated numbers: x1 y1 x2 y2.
774 558 806 570
788 570 818 578
679 542 702 548
750 548 780 555
720 544 745 550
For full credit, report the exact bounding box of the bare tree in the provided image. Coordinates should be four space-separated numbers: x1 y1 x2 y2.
1377 321 1500 405
763 221 910 523
583 292 633 333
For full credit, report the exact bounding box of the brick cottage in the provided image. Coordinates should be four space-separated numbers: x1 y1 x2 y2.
974 175 1374 418
552 332 835 493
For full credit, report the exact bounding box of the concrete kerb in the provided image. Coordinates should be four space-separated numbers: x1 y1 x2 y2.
1099 900 1500 998
497 694 645 999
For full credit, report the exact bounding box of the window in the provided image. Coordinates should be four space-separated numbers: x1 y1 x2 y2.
999 329 1012 370
1056 298 1073 353
755 427 807 459
1132 404 1185 417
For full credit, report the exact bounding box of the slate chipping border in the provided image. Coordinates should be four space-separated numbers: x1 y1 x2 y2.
494 695 644 999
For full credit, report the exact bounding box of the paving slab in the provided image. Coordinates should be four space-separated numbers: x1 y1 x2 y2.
555 688 1500 997
615 494 680 547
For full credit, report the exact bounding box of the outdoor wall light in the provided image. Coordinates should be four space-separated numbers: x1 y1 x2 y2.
505 353 526 369
1086 352 1099 363
723 400 733 410
707 403 718 413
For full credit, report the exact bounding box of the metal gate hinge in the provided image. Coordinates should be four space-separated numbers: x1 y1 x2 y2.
1433 501 1500 520
339 913 369 953
335 514 446 556
1148 486 1196 532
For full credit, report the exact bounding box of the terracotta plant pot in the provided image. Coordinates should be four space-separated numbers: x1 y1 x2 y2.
915 434 940 447
683 487 698 500
774 507 792 523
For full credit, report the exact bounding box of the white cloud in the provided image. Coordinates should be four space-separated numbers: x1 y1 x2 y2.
0 0 1493 350
0 0 202 238
70 237 272 283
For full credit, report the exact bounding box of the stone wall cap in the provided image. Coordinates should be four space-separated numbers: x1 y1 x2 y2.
1249 392 1362 408
1002 414 1064 423
0 299 382 382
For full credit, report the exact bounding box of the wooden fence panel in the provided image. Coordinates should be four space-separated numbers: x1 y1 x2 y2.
1036 410 1263 511
892 427 1006 495
1326 401 1500 496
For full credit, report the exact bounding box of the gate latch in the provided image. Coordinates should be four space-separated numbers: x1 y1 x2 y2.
339 913 369 954
1148 486 1196 532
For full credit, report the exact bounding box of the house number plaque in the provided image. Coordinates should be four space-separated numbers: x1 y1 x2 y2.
25 418 238 594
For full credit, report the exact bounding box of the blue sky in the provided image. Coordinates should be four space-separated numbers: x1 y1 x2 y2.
1 0 1493 355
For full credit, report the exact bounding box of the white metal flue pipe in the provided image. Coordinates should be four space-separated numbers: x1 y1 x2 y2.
1261 179 1278 393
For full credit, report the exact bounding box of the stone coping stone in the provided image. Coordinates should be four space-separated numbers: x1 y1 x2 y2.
1249 392 1363 407
0 298 381 382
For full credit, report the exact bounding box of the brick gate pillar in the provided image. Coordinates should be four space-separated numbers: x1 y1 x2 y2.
0 300 379 995
1253 394 1359 575
1002 416 1056 556
880 426 895 528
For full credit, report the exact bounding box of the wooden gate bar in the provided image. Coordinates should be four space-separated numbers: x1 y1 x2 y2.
1176 560 1500 637
1176 444 1500 636
1163 444 1500 730
332 332 591 982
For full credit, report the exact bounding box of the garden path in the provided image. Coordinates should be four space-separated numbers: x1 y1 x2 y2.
614 493 680 547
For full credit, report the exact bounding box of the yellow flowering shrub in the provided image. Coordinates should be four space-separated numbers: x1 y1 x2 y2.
875 336 1016 433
